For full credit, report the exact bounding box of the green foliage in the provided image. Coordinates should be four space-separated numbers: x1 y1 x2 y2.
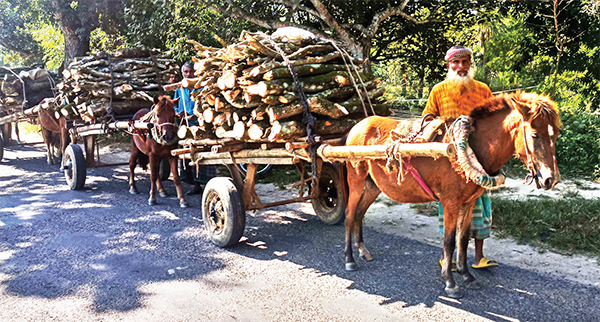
90 28 129 53
124 0 256 64
29 22 64 70
554 105 600 179
485 14 536 75
0 0 42 61
492 196 600 258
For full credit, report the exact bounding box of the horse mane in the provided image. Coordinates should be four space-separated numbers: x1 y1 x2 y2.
469 91 562 129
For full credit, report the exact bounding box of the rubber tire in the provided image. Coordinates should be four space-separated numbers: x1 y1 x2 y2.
158 158 170 181
0 131 3 162
239 163 273 179
311 163 346 225
201 177 246 248
63 144 86 190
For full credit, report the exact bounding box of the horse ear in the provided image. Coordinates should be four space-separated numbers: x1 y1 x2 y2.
153 95 160 105
173 97 180 103
510 97 531 119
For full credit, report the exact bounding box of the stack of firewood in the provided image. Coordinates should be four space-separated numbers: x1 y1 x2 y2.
176 28 390 142
56 47 179 123
0 67 55 117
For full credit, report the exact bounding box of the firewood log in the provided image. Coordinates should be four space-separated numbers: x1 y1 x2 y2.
262 64 346 80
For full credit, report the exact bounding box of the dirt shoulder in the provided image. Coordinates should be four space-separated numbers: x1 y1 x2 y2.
256 176 600 288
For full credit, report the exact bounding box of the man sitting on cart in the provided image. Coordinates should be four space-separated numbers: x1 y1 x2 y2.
173 62 217 195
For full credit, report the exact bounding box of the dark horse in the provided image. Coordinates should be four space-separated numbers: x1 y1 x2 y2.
38 106 70 165
129 95 188 207
342 92 561 298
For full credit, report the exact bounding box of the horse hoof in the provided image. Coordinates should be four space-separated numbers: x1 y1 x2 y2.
345 262 358 271
180 202 189 208
159 192 168 198
148 200 157 206
444 286 463 299
360 253 374 262
129 189 139 195
464 280 481 290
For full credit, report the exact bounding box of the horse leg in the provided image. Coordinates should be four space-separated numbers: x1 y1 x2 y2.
456 200 479 290
441 202 462 298
129 144 140 195
41 128 54 165
156 164 168 198
170 156 188 208
353 176 381 261
345 161 369 271
148 154 158 205
14 122 21 144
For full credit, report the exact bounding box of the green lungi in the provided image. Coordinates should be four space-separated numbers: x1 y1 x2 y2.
438 190 492 239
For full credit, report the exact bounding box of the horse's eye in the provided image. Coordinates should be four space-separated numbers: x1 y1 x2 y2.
531 132 539 138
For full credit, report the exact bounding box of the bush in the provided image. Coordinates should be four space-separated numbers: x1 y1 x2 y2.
534 71 600 179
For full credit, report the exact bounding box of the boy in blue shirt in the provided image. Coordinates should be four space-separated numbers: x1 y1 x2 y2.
174 62 217 195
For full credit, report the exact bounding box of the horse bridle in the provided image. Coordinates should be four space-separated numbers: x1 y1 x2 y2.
520 120 542 188
151 118 178 146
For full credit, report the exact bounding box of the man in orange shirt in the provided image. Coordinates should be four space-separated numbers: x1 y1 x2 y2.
424 46 498 269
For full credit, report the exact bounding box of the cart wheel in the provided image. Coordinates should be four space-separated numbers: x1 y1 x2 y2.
311 163 345 225
0 131 3 161
202 177 246 247
158 158 170 181
62 144 86 190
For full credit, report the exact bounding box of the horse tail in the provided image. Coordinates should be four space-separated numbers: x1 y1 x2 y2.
338 161 349 208
337 131 350 209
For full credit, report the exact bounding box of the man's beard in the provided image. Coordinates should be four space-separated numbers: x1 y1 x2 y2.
447 66 476 87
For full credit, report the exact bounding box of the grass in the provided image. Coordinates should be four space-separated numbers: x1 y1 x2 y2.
492 196 600 260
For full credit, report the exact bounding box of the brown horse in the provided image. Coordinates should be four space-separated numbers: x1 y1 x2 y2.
342 91 561 298
38 107 69 165
129 95 188 207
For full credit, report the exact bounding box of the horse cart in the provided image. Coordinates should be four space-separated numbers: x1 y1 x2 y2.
0 104 41 161
59 114 174 191
171 136 455 247
0 66 57 161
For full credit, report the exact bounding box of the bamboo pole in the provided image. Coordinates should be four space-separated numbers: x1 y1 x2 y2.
317 142 455 160
171 142 456 164
72 121 154 137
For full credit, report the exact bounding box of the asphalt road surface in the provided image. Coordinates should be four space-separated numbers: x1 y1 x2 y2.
1 142 599 321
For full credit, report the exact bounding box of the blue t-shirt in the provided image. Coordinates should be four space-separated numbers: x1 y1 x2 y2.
173 87 197 116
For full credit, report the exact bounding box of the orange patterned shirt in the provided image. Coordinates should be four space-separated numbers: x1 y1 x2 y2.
422 79 492 118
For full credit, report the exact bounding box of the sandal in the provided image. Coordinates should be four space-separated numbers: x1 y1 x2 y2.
472 257 499 269
438 258 457 272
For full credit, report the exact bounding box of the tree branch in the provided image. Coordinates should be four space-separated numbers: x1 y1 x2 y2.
207 2 335 43
309 0 359 49
365 6 440 39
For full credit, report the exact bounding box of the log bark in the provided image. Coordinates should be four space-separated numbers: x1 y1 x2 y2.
266 98 348 122
314 118 360 135
268 120 306 141
262 64 346 80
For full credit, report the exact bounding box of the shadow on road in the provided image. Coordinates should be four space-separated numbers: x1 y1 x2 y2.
1 144 599 321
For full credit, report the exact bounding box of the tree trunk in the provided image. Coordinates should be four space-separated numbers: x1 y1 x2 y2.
53 2 91 69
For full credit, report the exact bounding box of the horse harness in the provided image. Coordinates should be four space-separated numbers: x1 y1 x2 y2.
520 119 542 188
385 114 447 201
130 108 179 146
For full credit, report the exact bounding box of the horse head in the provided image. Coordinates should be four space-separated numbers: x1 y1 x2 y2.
510 92 562 190
152 95 179 145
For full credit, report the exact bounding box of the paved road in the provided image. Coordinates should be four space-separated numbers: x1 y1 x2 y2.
0 143 599 321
